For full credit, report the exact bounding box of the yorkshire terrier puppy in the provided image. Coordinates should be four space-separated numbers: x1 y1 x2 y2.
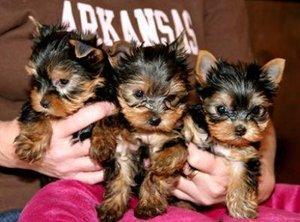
185 50 285 218
89 35 190 221
14 17 116 163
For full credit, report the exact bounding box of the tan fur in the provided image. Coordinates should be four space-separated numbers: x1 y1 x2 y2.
91 57 189 219
91 114 188 220
211 141 260 218
49 68 72 82
249 92 271 109
25 61 37 76
150 143 187 175
90 117 121 163
262 58 285 84
135 173 170 218
97 142 136 222
30 77 102 117
190 50 283 219
225 147 259 218
119 96 185 133
204 92 233 112
15 117 52 162
135 143 187 218
195 50 217 84
207 116 269 147
182 114 209 147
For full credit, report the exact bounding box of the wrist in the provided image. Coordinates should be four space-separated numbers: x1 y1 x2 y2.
0 119 30 169
258 161 275 203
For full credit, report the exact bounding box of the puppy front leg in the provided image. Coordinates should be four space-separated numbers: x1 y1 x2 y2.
89 115 121 163
135 143 188 219
97 142 137 222
226 147 260 218
15 102 52 162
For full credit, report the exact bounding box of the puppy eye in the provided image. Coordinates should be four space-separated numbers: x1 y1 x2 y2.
251 106 266 116
59 79 69 86
133 90 144 99
216 105 227 115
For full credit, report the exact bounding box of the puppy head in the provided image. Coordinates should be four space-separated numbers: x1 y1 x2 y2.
27 17 106 117
194 50 285 146
114 35 190 132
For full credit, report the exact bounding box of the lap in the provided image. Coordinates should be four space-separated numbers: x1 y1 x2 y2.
19 180 102 222
19 180 300 222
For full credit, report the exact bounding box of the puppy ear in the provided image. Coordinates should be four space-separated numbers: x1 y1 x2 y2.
262 58 285 85
169 31 186 53
106 41 133 67
195 50 217 84
69 40 104 60
28 16 43 36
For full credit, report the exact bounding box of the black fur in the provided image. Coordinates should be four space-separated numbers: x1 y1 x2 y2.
245 157 261 191
195 60 278 126
188 104 208 132
19 101 43 123
161 138 186 151
20 23 119 186
197 61 278 101
190 57 281 218
114 42 190 89
92 38 191 221
28 24 119 142
30 24 117 104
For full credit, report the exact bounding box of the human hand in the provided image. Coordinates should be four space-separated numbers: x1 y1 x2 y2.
173 143 229 205
173 143 275 205
4 102 115 184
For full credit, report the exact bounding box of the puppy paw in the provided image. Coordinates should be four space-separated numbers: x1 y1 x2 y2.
229 206 258 219
97 202 126 222
227 194 258 218
14 134 49 162
134 201 166 219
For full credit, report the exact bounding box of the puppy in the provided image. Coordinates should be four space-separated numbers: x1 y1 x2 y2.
89 35 191 221
14 17 116 163
185 50 285 218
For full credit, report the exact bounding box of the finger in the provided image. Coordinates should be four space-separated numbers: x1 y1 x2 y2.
176 176 199 198
172 189 196 203
66 170 104 185
68 156 102 172
176 177 211 205
55 102 115 137
192 172 227 200
177 176 225 206
187 144 228 175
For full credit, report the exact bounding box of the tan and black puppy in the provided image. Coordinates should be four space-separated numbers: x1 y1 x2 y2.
186 50 285 218
14 17 117 163
89 35 191 222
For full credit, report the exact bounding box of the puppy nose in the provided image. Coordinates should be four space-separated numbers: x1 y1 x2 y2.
235 125 247 136
148 116 161 126
40 98 50 109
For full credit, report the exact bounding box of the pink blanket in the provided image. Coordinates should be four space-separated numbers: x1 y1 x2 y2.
19 180 300 221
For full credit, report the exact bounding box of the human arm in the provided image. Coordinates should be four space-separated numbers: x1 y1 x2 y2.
0 102 115 184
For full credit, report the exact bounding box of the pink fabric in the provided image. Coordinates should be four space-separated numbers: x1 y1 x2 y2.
19 180 300 222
